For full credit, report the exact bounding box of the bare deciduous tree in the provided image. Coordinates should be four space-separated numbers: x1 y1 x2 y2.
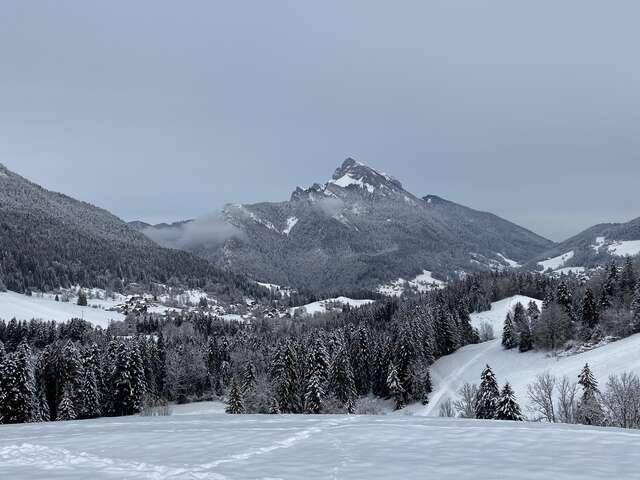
453 382 479 418
527 372 556 422
602 373 640 429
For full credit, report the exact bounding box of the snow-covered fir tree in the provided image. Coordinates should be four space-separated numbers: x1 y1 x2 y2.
501 313 516 350
57 388 77 421
475 365 500 419
304 370 324 414
580 287 599 331
226 381 245 414
631 283 640 333
495 383 523 421
386 362 405 411
330 340 357 413
576 363 603 426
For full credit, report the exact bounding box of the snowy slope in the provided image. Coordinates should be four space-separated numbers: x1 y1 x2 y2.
608 239 640 257
1 412 640 479
377 270 445 296
538 251 574 271
289 297 374 316
0 291 124 328
417 295 640 418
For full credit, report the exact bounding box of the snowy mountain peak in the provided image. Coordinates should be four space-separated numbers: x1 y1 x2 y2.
330 157 403 193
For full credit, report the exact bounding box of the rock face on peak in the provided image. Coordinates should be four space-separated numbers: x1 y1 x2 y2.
139 158 554 291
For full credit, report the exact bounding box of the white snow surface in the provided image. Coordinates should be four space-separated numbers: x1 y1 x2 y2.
496 253 521 268
0 291 124 327
538 250 574 271
330 174 375 193
289 296 374 316
592 236 607 253
608 239 640 257
378 270 445 296
282 216 298 235
469 295 542 338
416 295 640 419
1 412 639 479
552 266 586 276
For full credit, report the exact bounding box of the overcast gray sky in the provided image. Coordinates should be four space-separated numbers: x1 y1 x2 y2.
1 1 639 241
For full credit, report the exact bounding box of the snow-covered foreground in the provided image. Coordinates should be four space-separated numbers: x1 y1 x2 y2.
0 291 123 328
418 295 640 417
1 411 640 479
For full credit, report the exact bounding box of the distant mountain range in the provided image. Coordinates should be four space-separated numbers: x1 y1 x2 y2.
0 163 264 300
2 159 638 296
133 159 555 290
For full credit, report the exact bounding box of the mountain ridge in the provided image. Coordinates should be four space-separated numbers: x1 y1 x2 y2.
137 158 554 290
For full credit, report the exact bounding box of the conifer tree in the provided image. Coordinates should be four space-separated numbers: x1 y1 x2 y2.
0 355 22 423
78 369 101 419
619 257 636 297
226 381 244 414
39 392 50 422
580 287 598 330
475 365 500 419
495 383 523 421
57 388 77 421
77 291 88 307
518 325 533 352
527 301 541 322
631 283 640 333
270 340 300 413
386 362 405 411
304 370 324 414
331 342 357 413
269 397 281 414
501 313 516 350
556 281 573 319
242 362 256 393
576 363 603 426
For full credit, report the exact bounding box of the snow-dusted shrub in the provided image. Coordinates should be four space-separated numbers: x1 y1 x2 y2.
439 398 455 417
478 322 495 342
140 399 173 417
355 396 387 415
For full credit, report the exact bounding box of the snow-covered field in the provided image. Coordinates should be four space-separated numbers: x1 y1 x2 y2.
417 295 640 417
0 291 124 328
289 297 374 316
1 409 639 479
608 239 640 257
538 251 574 272
377 270 445 296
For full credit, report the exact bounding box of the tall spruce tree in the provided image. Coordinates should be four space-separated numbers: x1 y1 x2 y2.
580 287 599 330
331 341 357 413
501 313 516 350
304 370 324 414
57 388 77 421
386 362 405 411
576 363 603 426
226 381 245 414
631 283 640 333
475 365 500 419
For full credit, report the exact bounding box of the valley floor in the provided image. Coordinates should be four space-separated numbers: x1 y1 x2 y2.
1 408 639 479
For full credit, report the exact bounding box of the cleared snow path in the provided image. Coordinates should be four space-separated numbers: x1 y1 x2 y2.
1 413 639 479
